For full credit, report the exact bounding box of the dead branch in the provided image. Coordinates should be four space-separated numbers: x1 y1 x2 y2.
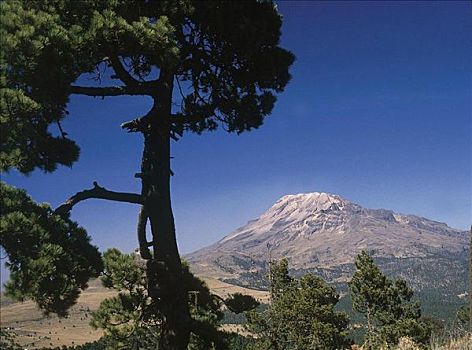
54 182 143 215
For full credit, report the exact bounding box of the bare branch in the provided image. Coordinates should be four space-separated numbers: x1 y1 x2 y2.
121 117 149 133
175 77 186 101
54 182 143 215
69 85 151 97
109 56 141 86
121 110 153 133
56 121 68 138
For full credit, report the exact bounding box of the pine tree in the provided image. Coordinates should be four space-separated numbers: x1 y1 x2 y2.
90 248 258 350
246 259 351 350
1 1 294 348
0 182 102 316
349 251 430 348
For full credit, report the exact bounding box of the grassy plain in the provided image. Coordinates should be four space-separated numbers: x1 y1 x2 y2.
1 277 268 349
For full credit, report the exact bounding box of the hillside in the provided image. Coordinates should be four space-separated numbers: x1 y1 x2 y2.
1 193 468 348
0 278 268 349
186 192 469 319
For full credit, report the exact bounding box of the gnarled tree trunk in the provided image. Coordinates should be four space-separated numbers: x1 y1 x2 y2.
140 70 191 350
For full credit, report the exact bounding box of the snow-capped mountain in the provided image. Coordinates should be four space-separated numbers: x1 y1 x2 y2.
186 192 469 297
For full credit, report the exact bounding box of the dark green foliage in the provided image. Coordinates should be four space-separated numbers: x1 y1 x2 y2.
269 258 292 300
0 182 102 316
224 293 260 314
420 316 445 337
175 1 295 134
90 249 164 347
1 0 294 174
457 304 470 329
0 1 81 173
0 328 22 350
246 259 351 350
37 338 108 350
2 1 294 347
223 333 256 350
416 290 467 324
90 249 254 349
221 253 469 323
32 334 247 350
90 248 148 340
349 251 431 348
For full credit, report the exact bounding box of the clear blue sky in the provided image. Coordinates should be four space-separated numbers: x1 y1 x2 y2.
3 1 471 259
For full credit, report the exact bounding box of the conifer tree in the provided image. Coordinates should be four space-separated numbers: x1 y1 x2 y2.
90 249 258 350
1 1 294 348
349 251 430 348
0 182 102 316
246 259 350 350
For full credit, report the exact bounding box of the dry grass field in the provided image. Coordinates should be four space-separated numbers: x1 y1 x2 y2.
1 277 268 349
1 279 115 349
2 279 470 350
202 276 269 303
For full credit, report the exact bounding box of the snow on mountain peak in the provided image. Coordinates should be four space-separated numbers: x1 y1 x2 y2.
267 192 350 217
219 192 351 244
191 190 469 282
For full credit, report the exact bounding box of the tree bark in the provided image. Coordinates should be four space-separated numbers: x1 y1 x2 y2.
141 69 191 349
54 182 142 215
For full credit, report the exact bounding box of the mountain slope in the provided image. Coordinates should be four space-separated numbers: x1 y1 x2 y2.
186 192 469 318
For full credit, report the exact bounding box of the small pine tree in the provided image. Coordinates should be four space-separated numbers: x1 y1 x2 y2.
246 259 351 350
349 251 430 348
0 328 22 350
90 248 258 350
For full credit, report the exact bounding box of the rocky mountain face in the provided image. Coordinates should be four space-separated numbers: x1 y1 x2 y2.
186 192 469 318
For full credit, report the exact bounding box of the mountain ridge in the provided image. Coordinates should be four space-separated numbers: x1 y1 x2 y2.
186 192 469 314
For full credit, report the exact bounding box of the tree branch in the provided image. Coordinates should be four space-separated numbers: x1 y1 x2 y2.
54 182 143 215
121 117 149 133
121 109 154 133
171 113 208 125
109 56 141 86
69 85 151 97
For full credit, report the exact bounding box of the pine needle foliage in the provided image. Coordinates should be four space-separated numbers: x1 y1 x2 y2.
0 182 102 316
246 259 351 350
1 1 294 346
90 249 258 350
349 251 431 348
1 0 295 174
